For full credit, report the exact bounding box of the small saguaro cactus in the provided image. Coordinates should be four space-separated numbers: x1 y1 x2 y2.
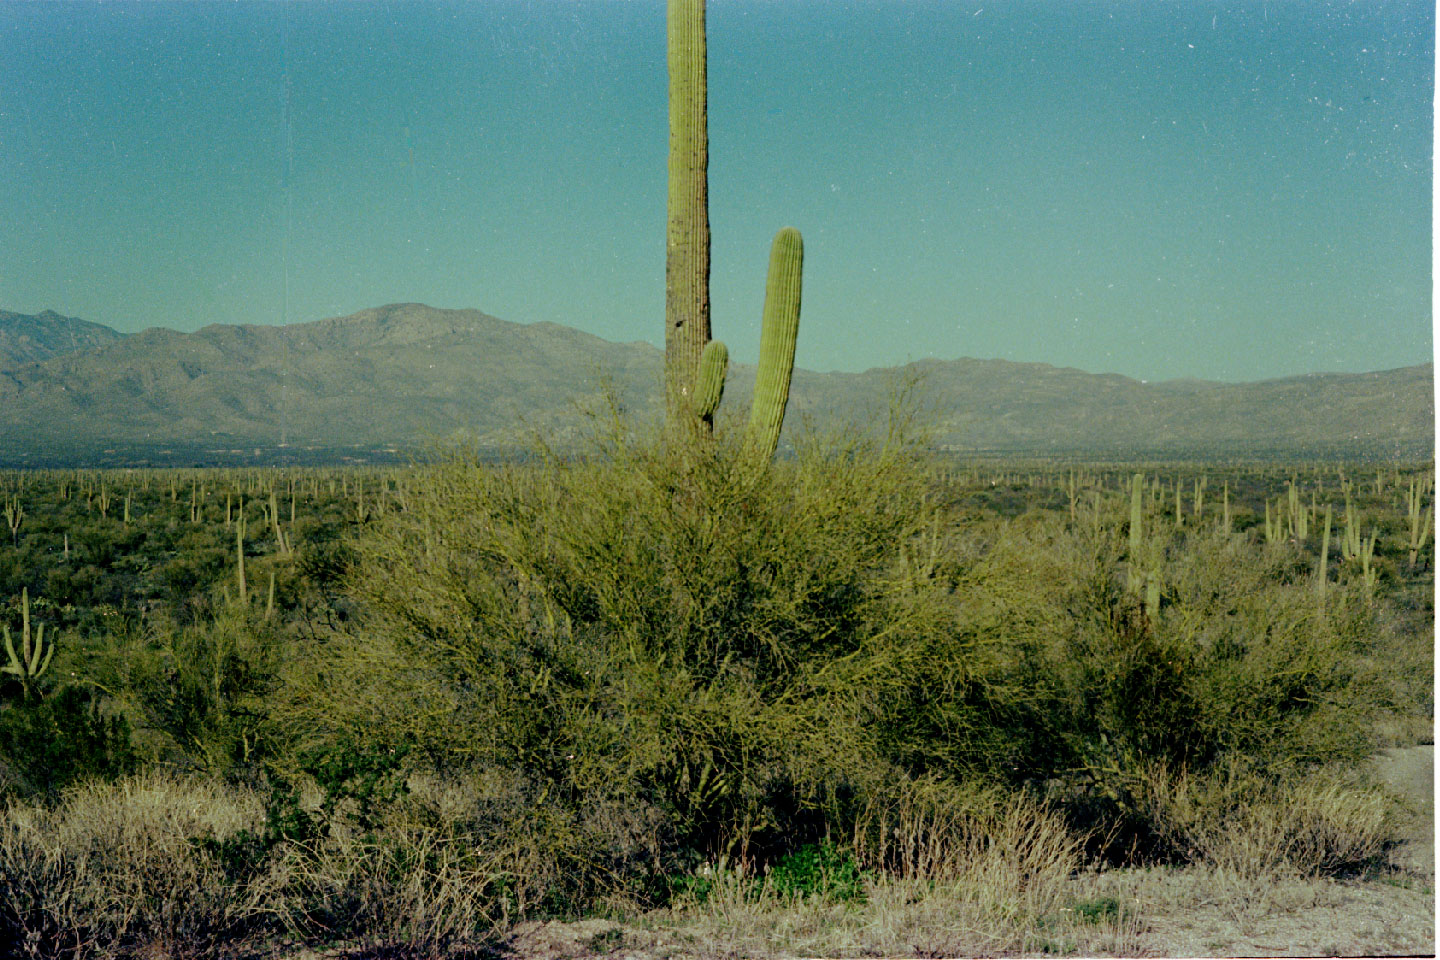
236 513 248 606
3 589 55 701
1128 473 1144 557
3 494 20 547
1358 530 1379 596
1406 477 1432 568
1316 504 1332 597
1127 473 1144 592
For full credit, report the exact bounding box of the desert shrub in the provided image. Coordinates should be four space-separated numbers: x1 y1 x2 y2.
284 419 1004 886
1131 761 1395 878
0 772 276 958
158 534 229 608
52 603 287 775
0 688 136 799
766 839 870 903
926 497 1406 859
267 420 1414 907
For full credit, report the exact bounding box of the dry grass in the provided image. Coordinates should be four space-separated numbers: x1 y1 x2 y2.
0 771 276 958
644 793 1150 958
1136 762 1398 879
1092 863 1434 957
0 760 1426 959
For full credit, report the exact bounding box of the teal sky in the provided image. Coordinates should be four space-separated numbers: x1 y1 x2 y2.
1 0 1432 382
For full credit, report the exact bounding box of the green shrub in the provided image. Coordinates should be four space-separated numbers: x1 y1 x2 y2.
289 420 983 882
268 423 1414 903
0 687 135 798
767 839 870 903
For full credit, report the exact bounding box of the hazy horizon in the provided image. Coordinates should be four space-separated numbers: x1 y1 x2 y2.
2 0 1432 382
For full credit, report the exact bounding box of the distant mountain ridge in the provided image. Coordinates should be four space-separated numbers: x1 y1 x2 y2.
0 304 1431 464
0 309 126 369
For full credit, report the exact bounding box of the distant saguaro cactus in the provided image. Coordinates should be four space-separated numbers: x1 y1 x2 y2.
1128 473 1143 557
3 588 54 702
3 495 20 547
1316 503 1332 597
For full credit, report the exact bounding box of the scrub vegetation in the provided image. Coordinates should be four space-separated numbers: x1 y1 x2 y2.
0 420 1431 957
0 2 1429 954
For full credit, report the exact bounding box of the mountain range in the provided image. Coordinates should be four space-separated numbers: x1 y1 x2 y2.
0 310 125 369
0 304 1431 466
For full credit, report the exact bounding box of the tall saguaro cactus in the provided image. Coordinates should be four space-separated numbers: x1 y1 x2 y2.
665 0 712 421
664 0 804 469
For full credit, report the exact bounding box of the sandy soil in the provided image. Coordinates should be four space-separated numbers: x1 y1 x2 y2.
1372 744 1434 875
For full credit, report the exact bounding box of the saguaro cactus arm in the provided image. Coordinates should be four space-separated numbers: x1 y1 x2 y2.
741 227 804 466
694 339 729 422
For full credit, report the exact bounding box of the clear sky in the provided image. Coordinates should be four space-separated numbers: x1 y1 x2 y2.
1 0 1432 382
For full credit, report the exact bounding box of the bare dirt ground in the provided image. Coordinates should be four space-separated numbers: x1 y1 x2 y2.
1373 744 1435 875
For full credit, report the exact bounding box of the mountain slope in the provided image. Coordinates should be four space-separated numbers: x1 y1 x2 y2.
0 304 662 448
0 310 126 368
0 303 1430 462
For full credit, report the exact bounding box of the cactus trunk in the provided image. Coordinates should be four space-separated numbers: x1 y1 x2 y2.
665 0 711 427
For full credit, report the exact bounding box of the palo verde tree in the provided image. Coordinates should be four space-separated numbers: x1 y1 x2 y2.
665 0 804 469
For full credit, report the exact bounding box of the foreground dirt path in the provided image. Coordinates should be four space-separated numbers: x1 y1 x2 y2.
1372 743 1434 874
